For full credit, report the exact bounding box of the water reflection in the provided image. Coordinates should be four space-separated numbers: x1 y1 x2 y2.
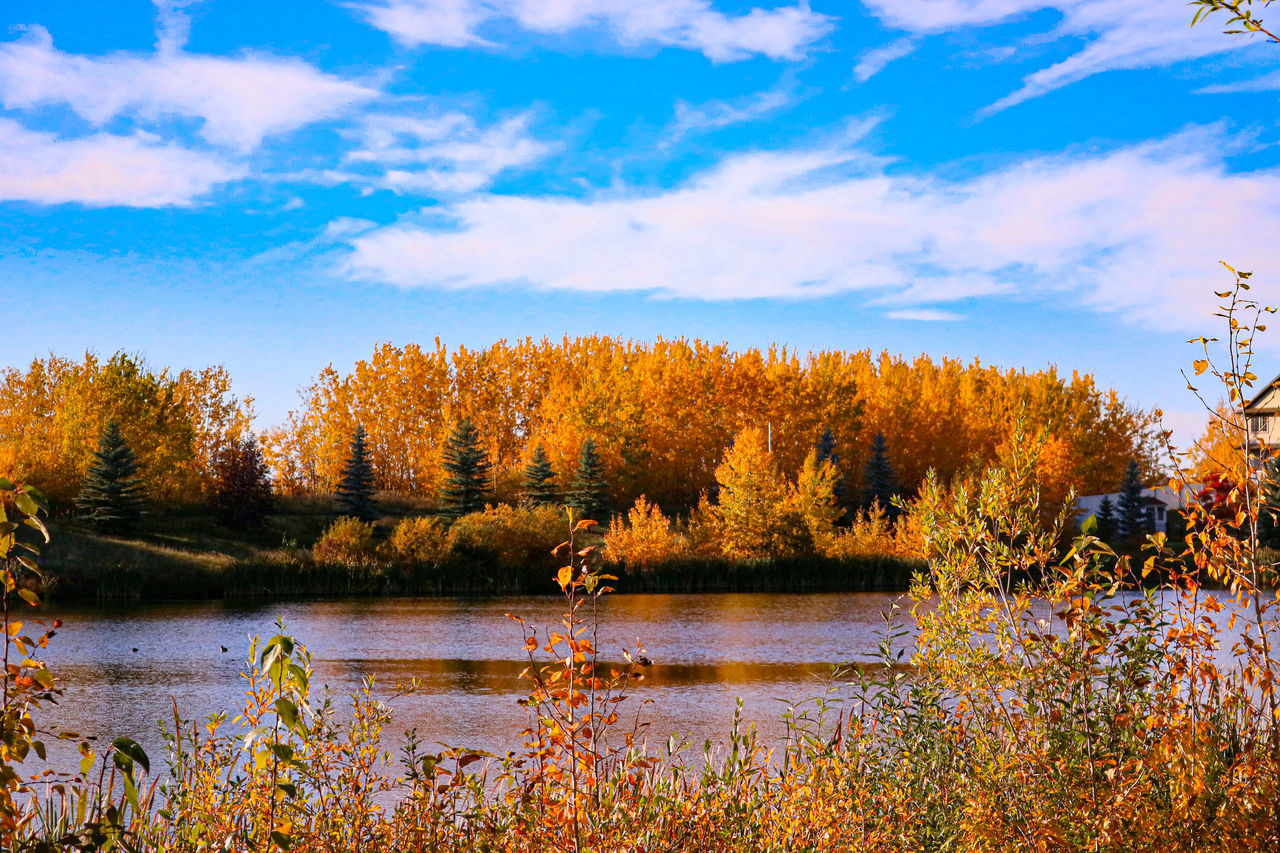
33 593 911 770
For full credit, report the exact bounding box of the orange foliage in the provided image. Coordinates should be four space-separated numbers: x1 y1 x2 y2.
264 338 1157 514
603 495 686 569
0 352 252 505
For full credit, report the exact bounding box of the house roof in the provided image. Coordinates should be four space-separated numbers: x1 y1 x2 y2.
1245 371 1280 413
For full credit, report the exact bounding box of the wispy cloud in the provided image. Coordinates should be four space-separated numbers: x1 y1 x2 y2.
886 308 963 321
342 125 1280 335
0 25 377 151
350 0 833 62
853 38 916 82
315 110 552 194
861 0 1257 112
0 119 243 206
667 87 795 143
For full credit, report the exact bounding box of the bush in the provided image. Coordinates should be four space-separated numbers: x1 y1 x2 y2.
819 500 925 560
312 516 377 566
604 495 686 571
384 516 450 567
446 503 565 571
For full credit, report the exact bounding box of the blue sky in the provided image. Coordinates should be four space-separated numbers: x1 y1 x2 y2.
3 0 1279 440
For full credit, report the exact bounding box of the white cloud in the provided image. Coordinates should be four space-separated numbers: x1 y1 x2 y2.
886 308 963 321
853 38 916 82
343 111 549 194
860 1 1256 111
342 125 1280 336
668 87 794 142
0 119 243 206
0 25 377 151
351 0 832 61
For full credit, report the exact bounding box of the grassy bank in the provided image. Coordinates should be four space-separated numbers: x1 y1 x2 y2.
37 496 923 600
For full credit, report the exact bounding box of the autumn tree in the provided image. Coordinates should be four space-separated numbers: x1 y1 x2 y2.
210 435 274 529
714 427 809 559
1117 459 1149 539
336 426 377 522
0 352 250 505
568 438 611 523
814 427 849 513
76 421 144 534
440 418 492 520
794 449 842 540
862 432 901 518
520 444 559 506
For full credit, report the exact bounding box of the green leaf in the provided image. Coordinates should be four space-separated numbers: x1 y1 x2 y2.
269 830 293 849
269 742 295 762
275 697 299 730
111 737 150 775
14 491 39 517
1081 514 1098 536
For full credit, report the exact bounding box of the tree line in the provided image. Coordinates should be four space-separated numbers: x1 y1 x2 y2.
0 340 1163 525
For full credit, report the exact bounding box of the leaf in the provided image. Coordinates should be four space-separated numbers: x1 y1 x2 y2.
557 565 573 588
275 698 299 730
1193 359 1209 376
111 737 150 776
17 588 39 606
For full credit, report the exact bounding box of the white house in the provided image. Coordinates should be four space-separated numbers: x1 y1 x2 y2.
1074 487 1185 534
1244 372 1280 461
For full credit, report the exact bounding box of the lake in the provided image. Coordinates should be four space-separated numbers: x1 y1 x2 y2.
31 592 916 772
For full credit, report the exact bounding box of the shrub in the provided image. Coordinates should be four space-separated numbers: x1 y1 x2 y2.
312 516 377 566
446 503 565 571
820 500 925 560
604 495 686 570
384 516 450 567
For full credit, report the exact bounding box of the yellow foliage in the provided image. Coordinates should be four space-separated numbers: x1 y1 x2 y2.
312 516 377 566
603 495 686 569
820 501 926 560
0 352 251 504
263 337 1156 513
714 427 811 559
383 516 450 567
446 503 565 569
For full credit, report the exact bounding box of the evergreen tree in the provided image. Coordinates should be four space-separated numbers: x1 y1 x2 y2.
520 444 559 506
1117 459 1149 539
440 418 492 519
77 420 144 534
1095 495 1118 543
1260 456 1280 549
861 432 901 518
814 428 849 511
336 425 377 521
211 435 274 529
568 438 611 523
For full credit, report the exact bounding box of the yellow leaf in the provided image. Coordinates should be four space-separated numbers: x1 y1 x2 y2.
1193 359 1209 376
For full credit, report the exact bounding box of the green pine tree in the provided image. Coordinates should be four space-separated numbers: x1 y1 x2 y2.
1095 494 1118 543
1117 459 1149 539
568 438 611 523
77 420 144 534
1260 456 1280 549
336 425 377 522
440 418 492 520
861 432 901 518
520 444 560 506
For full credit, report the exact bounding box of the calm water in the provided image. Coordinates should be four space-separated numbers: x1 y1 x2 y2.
32 593 914 771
